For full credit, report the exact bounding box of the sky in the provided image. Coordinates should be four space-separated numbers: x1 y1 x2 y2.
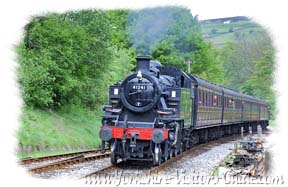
0 0 287 186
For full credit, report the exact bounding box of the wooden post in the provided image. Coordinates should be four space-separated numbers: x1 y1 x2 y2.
241 127 244 138
234 143 238 153
249 126 252 136
184 60 192 74
257 125 262 139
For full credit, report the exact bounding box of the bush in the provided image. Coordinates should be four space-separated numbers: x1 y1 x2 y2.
17 10 134 109
211 28 217 34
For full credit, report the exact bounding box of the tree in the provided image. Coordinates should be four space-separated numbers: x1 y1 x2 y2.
128 7 200 56
241 49 275 118
220 30 273 90
219 29 275 117
151 15 223 83
211 28 217 34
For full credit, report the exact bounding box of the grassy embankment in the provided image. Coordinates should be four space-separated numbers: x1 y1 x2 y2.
17 105 102 158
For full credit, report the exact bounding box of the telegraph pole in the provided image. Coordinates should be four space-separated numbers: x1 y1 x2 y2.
184 60 192 73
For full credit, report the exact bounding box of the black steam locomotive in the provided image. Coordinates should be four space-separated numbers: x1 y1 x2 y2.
99 56 269 165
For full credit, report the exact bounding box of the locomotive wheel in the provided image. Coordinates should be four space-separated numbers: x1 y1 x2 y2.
153 144 162 166
111 153 116 165
164 150 168 162
169 151 173 159
110 140 117 165
175 149 178 157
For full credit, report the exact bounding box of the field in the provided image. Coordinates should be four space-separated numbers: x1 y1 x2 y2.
200 19 263 48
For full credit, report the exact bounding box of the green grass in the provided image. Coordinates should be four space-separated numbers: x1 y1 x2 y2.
212 166 219 176
207 32 235 48
17 105 102 158
201 21 258 34
201 20 263 48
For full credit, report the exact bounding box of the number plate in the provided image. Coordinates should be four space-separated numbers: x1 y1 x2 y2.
132 85 147 90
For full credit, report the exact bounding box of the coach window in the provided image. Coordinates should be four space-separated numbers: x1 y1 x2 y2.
237 99 240 109
207 92 210 107
206 92 208 107
208 92 211 107
198 89 202 106
212 94 214 107
213 94 217 107
209 92 211 107
204 90 208 106
201 90 203 106
203 91 206 106
227 97 229 108
210 92 212 107
228 98 232 109
200 90 203 106
202 91 205 106
201 91 204 106
203 91 205 106
210 92 213 107
207 92 210 106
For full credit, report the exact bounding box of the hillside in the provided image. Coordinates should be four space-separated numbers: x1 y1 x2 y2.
200 16 264 48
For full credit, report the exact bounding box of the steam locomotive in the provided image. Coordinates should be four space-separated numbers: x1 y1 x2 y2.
99 56 269 165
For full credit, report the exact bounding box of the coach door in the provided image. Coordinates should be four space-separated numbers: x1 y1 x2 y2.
190 82 195 127
180 76 192 126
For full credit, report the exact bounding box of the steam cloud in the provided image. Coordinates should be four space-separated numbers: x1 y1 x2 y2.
128 7 178 56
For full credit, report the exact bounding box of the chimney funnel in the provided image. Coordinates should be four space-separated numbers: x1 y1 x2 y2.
136 56 151 72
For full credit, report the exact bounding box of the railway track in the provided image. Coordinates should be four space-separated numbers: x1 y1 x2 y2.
148 134 252 174
29 152 110 173
22 131 268 178
83 134 248 179
20 148 109 165
83 162 124 178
